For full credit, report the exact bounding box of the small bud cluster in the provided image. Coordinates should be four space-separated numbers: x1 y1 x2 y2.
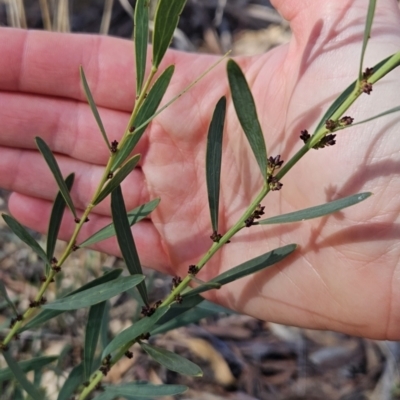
141 300 162 317
339 116 354 126
99 355 112 376
110 140 119 153
325 119 337 131
361 67 373 94
266 155 283 191
51 257 61 273
174 294 183 304
300 130 310 143
245 204 265 227
188 265 199 275
312 134 336 149
171 276 182 289
125 350 133 359
9 314 23 328
210 230 222 243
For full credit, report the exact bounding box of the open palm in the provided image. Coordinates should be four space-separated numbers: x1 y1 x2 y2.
1 0 400 339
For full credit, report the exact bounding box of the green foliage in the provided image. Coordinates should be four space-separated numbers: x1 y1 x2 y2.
2 214 49 263
227 59 268 181
111 186 148 304
1 1 399 399
2 350 43 400
35 137 77 218
206 96 226 233
80 66 110 149
47 174 75 261
79 198 160 247
140 342 203 376
134 0 149 95
42 275 145 311
152 0 187 68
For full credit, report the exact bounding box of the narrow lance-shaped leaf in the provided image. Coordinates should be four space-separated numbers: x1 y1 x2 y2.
150 296 235 336
80 66 110 149
79 198 160 247
47 173 75 261
358 0 377 81
2 214 48 264
111 186 148 304
84 301 107 380
0 280 18 315
206 96 226 233
0 356 58 383
42 275 144 311
134 0 149 95
152 0 186 68
111 65 174 171
227 59 268 181
102 306 169 358
35 137 77 218
258 192 372 225
93 154 141 205
185 244 297 298
103 382 187 398
2 350 43 400
340 106 400 130
57 363 84 400
140 342 202 377
19 268 123 332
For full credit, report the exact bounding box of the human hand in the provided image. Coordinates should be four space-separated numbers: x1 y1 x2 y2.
1 0 400 339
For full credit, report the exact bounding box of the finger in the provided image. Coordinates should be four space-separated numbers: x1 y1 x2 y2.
6 192 172 275
0 28 214 110
0 147 150 216
0 92 149 164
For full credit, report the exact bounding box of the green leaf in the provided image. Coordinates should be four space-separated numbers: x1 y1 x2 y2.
104 382 187 398
151 299 233 336
358 0 377 80
47 173 75 261
343 106 400 129
57 363 84 400
102 306 169 358
186 244 297 298
2 214 48 264
0 280 18 316
152 0 186 68
0 356 57 383
111 66 174 171
111 186 148 305
134 0 149 95
2 350 43 400
80 66 110 149
93 154 141 205
206 96 226 233
140 342 202 377
152 294 204 329
100 301 111 351
151 302 213 335
79 198 160 248
258 192 372 225
35 137 77 218
43 275 144 311
84 301 107 380
227 59 267 181
19 269 123 332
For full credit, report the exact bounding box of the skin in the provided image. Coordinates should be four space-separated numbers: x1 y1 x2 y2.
0 0 400 340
